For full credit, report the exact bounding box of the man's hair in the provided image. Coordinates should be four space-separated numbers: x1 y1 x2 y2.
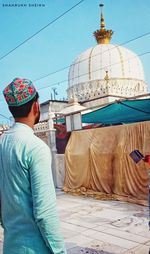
9 92 39 118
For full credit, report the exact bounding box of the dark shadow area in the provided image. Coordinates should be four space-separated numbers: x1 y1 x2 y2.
67 246 115 254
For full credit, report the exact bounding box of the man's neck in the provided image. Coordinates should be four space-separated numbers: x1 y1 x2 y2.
15 118 34 129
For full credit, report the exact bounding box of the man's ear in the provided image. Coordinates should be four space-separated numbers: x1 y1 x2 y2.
32 101 39 114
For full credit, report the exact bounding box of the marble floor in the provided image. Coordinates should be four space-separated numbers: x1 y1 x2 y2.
0 190 149 254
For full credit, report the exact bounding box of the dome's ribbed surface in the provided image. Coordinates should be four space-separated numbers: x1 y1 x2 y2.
68 44 144 87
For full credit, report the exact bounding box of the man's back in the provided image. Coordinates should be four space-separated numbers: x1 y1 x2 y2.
0 123 66 254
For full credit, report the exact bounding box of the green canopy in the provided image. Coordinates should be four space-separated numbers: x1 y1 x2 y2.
82 98 150 125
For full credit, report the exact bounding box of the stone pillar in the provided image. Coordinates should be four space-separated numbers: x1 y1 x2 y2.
55 154 65 189
47 111 57 187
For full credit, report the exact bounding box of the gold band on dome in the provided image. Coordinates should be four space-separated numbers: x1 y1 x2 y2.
89 46 96 80
115 45 125 78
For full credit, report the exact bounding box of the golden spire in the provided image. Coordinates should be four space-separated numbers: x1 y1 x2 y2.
100 4 105 30
93 4 113 44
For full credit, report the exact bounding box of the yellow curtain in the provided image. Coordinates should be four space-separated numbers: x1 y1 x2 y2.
64 121 150 206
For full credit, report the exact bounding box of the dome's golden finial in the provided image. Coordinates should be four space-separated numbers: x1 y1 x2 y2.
93 3 113 44
100 4 105 30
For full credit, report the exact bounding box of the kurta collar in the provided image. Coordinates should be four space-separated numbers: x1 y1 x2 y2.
13 122 34 133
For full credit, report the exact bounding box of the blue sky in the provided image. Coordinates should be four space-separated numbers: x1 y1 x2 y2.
0 0 150 123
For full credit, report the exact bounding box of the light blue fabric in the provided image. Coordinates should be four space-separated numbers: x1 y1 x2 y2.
0 123 67 254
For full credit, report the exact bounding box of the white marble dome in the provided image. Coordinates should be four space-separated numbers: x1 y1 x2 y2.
67 44 148 103
68 44 145 87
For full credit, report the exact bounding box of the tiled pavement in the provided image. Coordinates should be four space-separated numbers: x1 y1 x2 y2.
0 190 149 253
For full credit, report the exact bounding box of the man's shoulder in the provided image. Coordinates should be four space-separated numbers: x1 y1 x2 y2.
12 129 50 154
33 134 49 149
27 135 51 165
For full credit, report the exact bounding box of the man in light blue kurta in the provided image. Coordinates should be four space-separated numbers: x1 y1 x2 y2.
0 78 67 254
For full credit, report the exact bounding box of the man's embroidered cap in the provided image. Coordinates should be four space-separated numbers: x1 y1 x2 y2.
3 78 37 106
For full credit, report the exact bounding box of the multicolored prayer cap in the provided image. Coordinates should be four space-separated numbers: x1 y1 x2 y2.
3 78 37 107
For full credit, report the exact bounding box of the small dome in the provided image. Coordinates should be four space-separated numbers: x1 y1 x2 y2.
68 44 145 88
